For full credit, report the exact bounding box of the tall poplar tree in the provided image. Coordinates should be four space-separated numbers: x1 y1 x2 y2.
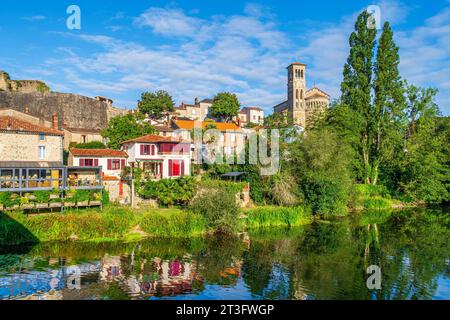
339 11 376 184
372 22 406 184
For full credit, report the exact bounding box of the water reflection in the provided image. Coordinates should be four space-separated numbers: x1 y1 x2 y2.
0 208 448 300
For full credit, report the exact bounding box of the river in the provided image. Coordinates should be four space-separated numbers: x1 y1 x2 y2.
0 208 448 300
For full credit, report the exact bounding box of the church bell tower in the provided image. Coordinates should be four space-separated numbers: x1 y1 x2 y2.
287 62 307 127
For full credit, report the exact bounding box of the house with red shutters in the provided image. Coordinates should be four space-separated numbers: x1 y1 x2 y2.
68 148 128 179
120 134 190 179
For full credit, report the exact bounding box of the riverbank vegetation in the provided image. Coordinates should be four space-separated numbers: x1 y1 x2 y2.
197 12 449 216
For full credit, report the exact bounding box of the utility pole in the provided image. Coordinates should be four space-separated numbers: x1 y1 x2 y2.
131 162 136 209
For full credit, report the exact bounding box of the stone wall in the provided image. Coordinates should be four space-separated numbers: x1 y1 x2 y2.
0 71 50 93
0 132 63 163
0 91 111 131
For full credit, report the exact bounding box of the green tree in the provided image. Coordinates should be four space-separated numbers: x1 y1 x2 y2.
339 11 376 184
399 85 449 203
210 92 240 122
74 141 107 149
101 113 155 149
288 129 353 215
137 90 174 119
372 22 406 185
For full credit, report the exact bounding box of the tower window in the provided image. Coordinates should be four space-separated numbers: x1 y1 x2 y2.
300 70 304 78
300 89 304 99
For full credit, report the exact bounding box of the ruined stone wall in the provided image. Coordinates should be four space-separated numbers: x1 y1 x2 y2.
0 91 110 130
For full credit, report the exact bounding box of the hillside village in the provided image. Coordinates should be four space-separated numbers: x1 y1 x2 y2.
0 62 329 208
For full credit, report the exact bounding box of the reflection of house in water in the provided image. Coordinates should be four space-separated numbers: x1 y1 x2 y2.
124 257 200 297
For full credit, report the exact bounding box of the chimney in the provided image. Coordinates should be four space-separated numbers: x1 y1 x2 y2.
194 97 199 107
52 112 59 130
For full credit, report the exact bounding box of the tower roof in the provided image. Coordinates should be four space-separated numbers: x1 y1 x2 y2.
287 62 307 68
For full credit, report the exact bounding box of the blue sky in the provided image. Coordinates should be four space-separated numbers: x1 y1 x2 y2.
1 0 449 115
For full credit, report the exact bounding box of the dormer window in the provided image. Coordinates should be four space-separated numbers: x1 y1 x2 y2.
39 133 45 141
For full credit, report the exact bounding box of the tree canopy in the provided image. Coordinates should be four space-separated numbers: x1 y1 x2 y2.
137 90 175 119
210 92 240 122
101 113 155 150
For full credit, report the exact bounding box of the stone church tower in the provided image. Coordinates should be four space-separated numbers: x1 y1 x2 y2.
273 62 330 129
287 62 307 127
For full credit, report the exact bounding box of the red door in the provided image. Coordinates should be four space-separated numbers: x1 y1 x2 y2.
172 160 180 176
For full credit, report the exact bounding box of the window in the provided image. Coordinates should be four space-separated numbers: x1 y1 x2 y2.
300 70 304 78
111 159 120 170
140 144 155 155
107 159 125 170
79 158 98 167
38 146 46 159
82 135 87 143
39 133 45 141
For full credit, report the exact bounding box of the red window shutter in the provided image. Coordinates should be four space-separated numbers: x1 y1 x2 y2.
121 159 125 168
107 159 112 170
140 145 144 155
168 160 173 176
181 160 185 176
80 159 85 167
94 159 99 166
151 145 155 155
119 181 123 196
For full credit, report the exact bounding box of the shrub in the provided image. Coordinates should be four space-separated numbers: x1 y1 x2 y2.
363 197 392 209
102 188 110 206
0 192 21 207
349 184 393 209
139 177 197 207
34 190 51 203
74 189 90 203
189 187 240 234
288 128 353 215
74 141 106 149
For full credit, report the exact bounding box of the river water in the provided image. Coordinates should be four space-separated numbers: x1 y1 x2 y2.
0 209 448 300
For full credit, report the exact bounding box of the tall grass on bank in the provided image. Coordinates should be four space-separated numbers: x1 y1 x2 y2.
246 206 312 228
0 206 208 246
0 207 138 245
350 184 393 210
140 209 206 237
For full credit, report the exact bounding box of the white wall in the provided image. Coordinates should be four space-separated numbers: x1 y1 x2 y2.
72 156 126 177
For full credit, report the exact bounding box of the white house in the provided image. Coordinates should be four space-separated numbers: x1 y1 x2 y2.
68 148 128 179
120 134 190 179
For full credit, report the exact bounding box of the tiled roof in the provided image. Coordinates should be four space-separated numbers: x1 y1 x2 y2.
120 134 184 144
64 127 102 134
70 148 128 158
289 62 307 66
154 125 175 132
306 87 330 98
0 116 63 136
241 106 263 112
173 119 241 131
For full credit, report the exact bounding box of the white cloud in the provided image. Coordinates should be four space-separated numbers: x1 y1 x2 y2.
134 7 201 37
23 15 46 21
37 1 449 115
46 6 290 112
